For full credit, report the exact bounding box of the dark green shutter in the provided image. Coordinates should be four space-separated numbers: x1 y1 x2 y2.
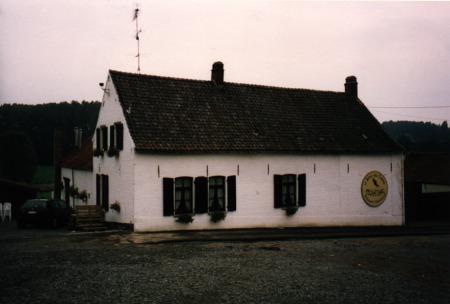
109 125 114 149
96 128 101 149
274 175 283 208
102 175 109 211
195 177 208 214
298 174 306 207
101 126 108 150
116 123 124 150
227 175 236 212
163 178 174 216
96 174 100 206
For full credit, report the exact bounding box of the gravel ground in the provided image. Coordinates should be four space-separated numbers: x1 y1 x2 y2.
0 228 449 304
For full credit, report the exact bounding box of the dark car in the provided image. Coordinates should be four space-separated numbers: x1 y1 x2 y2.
16 199 74 229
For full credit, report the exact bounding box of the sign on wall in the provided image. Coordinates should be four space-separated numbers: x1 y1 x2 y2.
361 171 388 207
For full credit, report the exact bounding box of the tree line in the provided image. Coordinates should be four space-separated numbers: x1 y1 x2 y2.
0 101 449 184
382 120 450 153
0 101 100 183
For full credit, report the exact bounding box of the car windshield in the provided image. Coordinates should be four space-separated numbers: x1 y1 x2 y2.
22 200 47 209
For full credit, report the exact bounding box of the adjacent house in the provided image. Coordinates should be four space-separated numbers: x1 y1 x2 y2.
404 153 450 222
93 62 404 232
61 133 93 207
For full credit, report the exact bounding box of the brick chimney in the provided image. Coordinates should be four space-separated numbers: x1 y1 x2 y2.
211 61 224 84
345 76 358 97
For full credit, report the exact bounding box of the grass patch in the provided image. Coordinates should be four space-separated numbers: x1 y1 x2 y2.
32 165 54 185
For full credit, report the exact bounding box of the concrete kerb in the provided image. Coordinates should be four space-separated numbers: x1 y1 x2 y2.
117 225 450 245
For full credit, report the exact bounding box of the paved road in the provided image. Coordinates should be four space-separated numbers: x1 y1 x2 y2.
1 220 449 303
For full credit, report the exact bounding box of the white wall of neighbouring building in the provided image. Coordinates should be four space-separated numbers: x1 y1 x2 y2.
61 168 93 207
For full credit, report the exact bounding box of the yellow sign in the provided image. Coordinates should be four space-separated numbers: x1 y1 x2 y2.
361 171 388 207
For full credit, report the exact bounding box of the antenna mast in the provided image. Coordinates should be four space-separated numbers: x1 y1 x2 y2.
133 5 142 73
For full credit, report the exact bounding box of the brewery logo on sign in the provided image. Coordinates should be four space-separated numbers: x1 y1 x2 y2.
361 171 388 207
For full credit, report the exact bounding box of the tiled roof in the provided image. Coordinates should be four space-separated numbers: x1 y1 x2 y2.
110 70 402 153
61 136 93 171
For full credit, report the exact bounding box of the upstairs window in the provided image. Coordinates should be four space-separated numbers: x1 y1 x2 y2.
274 174 306 209
109 122 124 150
96 126 108 150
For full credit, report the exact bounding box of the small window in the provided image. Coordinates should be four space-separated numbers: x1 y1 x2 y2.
274 174 306 209
282 174 296 207
209 176 225 212
109 122 124 150
174 177 193 215
96 126 108 150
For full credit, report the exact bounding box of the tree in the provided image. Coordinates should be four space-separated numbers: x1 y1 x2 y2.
0 130 36 183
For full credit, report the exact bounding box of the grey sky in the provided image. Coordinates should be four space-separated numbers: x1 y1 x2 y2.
1 0 450 123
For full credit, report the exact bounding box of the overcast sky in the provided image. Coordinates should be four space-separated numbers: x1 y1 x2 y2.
1 0 450 123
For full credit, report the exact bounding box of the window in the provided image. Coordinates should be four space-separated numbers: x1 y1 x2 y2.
163 175 236 217
109 122 124 150
175 177 193 215
274 174 306 209
96 126 108 150
209 176 225 212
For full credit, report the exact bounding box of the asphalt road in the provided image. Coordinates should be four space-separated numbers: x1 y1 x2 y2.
0 221 449 304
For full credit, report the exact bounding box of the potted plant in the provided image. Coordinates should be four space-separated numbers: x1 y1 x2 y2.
107 147 120 157
110 201 121 213
175 213 193 223
93 148 104 157
209 211 226 223
78 190 88 202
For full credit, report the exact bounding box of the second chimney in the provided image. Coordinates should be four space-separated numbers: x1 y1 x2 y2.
345 76 358 97
211 61 224 84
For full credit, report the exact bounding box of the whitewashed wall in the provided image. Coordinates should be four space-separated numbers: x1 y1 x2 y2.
95 73 404 232
61 168 93 206
93 76 135 224
133 153 404 232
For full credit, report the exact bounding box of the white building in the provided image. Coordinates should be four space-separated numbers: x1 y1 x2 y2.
61 135 93 207
93 62 404 232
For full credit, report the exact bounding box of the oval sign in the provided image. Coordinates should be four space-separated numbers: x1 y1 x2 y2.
361 171 388 207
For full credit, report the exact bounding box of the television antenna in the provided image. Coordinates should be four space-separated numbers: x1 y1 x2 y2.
133 5 142 73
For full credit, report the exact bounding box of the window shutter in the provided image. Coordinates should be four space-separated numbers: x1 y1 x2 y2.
274 175 283 208
102 175 109 211
298 174 306 207
101 126 108 150
227 175 236 212
195 177 208 214
96 129 101 149
116 123 124 150
109 125 115 149
96 174 100 206
163 178 174 216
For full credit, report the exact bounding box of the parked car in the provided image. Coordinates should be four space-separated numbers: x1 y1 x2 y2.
16 199 74 229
